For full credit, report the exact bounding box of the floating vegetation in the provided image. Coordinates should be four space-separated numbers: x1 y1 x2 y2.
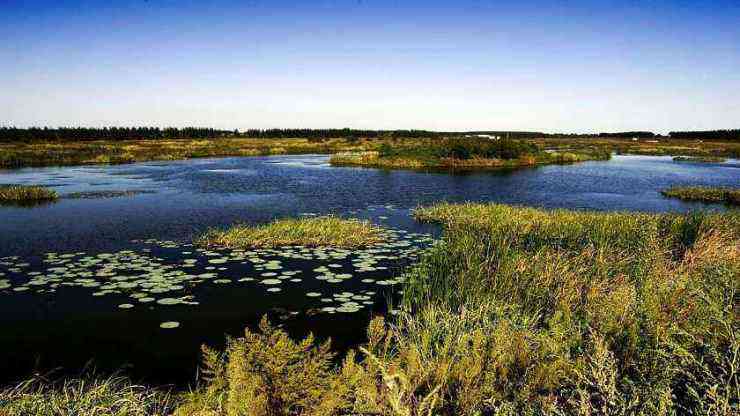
0 219 434 327
63 190 156 199
0 184 58 206
159 321 180 329
196 216 385 249
662 186 740 205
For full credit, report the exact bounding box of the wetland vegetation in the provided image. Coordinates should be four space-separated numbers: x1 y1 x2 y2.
4 203 736 415
673 155 727 163
0 137 370 169
196 217 384 249
0 184 58 205
330 137 611 170
2 127 738 171
662 186 740 206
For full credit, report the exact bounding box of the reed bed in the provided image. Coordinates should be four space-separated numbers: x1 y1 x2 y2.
0 184 58 205
662 186 740 205
171 203 739 415
196 216 384 249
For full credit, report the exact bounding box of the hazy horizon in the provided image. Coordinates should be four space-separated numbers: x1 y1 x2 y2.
2 1 739 134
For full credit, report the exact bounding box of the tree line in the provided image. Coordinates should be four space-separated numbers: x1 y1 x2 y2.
668 129 740 141
1 127 737 143
0 127 232 142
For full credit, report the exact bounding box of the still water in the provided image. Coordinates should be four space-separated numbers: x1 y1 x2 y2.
0 154 737 385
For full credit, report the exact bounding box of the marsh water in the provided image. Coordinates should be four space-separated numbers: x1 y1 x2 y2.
0 154 737 386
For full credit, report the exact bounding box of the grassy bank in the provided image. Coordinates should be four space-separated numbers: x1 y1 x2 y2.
2 204 738 414
0 137 367 169
197 216 383 249
0 184 58 205
673 155 727 163
662 186 740 205
330 137 611 170
0 375 176 416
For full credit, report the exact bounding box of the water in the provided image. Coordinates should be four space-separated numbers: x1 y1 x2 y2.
0 154 737 386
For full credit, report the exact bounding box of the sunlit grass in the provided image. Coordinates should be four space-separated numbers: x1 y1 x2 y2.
196 216 384 249
0 184 58 205
0 375 176 416
662 185 740 205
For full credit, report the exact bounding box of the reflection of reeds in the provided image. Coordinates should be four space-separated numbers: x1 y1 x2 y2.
197 216 383 249
662 186 740 205
0 185 58 206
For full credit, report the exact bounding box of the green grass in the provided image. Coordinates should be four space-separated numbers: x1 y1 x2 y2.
673 155 727 163
662 186 740 205
196 216 384 249
0 375 176 416
0 184 58 205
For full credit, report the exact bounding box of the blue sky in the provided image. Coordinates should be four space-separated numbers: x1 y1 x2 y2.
1 0 738 133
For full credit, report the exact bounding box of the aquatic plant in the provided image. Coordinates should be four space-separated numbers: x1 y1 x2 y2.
197 216 385 249
0 184 58 205
662 186 740 205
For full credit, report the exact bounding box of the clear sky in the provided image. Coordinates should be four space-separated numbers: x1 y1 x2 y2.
1 0 738 133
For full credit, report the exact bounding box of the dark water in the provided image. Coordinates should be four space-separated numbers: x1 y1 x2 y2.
0 154 737 386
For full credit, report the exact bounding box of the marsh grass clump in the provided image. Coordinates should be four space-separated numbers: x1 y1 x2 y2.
197 216 384 249
673 155 726 163
177 203 738 415
662 186 740 205
0 184 58 205
0 375 176 416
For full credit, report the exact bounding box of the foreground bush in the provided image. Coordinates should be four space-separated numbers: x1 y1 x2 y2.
178 204 738 415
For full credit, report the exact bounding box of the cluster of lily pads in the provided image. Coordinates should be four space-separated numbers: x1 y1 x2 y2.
0 225 434 329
